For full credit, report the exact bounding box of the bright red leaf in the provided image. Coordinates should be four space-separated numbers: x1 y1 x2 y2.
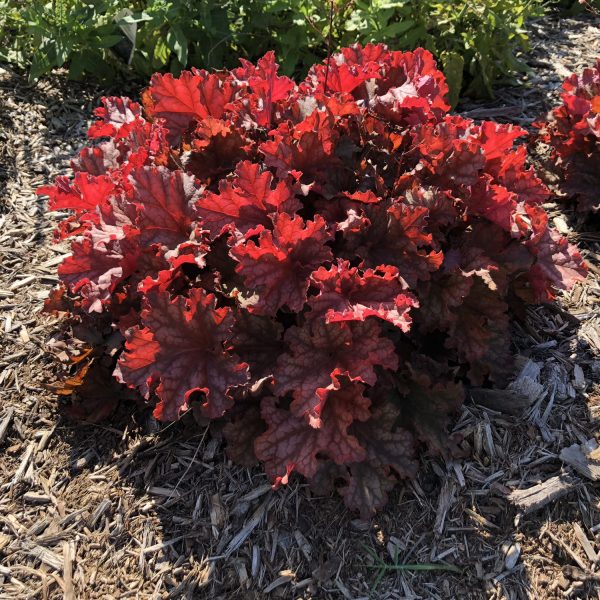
230 213 333 314
309 261 417 331
196 161 300 240
129 166 202 247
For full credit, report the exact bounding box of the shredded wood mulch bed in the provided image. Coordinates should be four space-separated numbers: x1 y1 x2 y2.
1 14 599 600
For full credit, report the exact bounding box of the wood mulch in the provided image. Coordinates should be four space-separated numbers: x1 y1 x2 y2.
0 13 599 600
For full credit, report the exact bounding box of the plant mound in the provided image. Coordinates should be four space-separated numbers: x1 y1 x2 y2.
40 46 587 517
538 59 600 214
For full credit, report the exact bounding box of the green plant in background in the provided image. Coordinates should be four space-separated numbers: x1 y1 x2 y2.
0 0 132 81
0 0 546 101
420 0 543 102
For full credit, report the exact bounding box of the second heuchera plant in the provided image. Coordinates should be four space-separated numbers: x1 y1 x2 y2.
538 59 600 214
40 45 587 517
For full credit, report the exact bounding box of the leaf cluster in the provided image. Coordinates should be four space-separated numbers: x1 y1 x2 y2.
39 46 587 517
537 59 600 214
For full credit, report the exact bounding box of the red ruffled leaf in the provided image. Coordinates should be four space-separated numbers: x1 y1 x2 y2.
310 399 418 519
232 51 295 127
260 108 345 191
344 201 443 287
403 185 458 236
59 237 140 313
197 161 300 240
230 310 284 382
183 117 255 182
39 173 116 228
255 381 370 482
88 96 142 139
397 369 464 458
343 46 450 125
230 213 333 314
146 71 235 143
414 117 485 188
352 401 418 479
115 288 249 421
274 319 398 425
467 178 517 232
223 400 265 467
479 121 527 164
444 280 513 384
71 143 120 176
129 167 202 247
309 261 417 331
527 227 588 302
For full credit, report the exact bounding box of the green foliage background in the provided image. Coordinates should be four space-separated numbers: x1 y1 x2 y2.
0 0 547 102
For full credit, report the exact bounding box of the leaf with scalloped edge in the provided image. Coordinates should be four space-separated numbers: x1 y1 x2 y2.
115 288 249 421
343 201 443 287
129 166 202 248
308 261 417 331
197 161 299 240
88 96 142 139
230 213 333 314
274 319 398 425
255 381 370 482
58 236 140 313
146 71 235 143
396 369 464 458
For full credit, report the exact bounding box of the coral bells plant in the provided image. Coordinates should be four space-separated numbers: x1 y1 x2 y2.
538 59 600 214
40 46 588 517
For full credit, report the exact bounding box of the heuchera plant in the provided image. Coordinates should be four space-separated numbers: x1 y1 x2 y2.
39 45 588 518
538 59 600 214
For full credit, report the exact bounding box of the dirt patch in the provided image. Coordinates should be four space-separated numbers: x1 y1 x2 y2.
0 14 599 600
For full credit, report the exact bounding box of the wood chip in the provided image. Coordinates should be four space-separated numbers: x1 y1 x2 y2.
0 407 14 443
470 388 536 416
573 523 597 564
560 440 600 481
508 474 579 513
294 530 312 561
210 493 225 539
263 572 294 594
141 536 184 555
572 364 586 391
25 543 63 571
223 495 271 559
148 486 181 498
22 492 51 504
504 543 521 570
434 480 456 534
10 442 35 488
238 483 272 503
553 216 570 234
63 541 75 600
9 275 36 291
89 499 112 528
